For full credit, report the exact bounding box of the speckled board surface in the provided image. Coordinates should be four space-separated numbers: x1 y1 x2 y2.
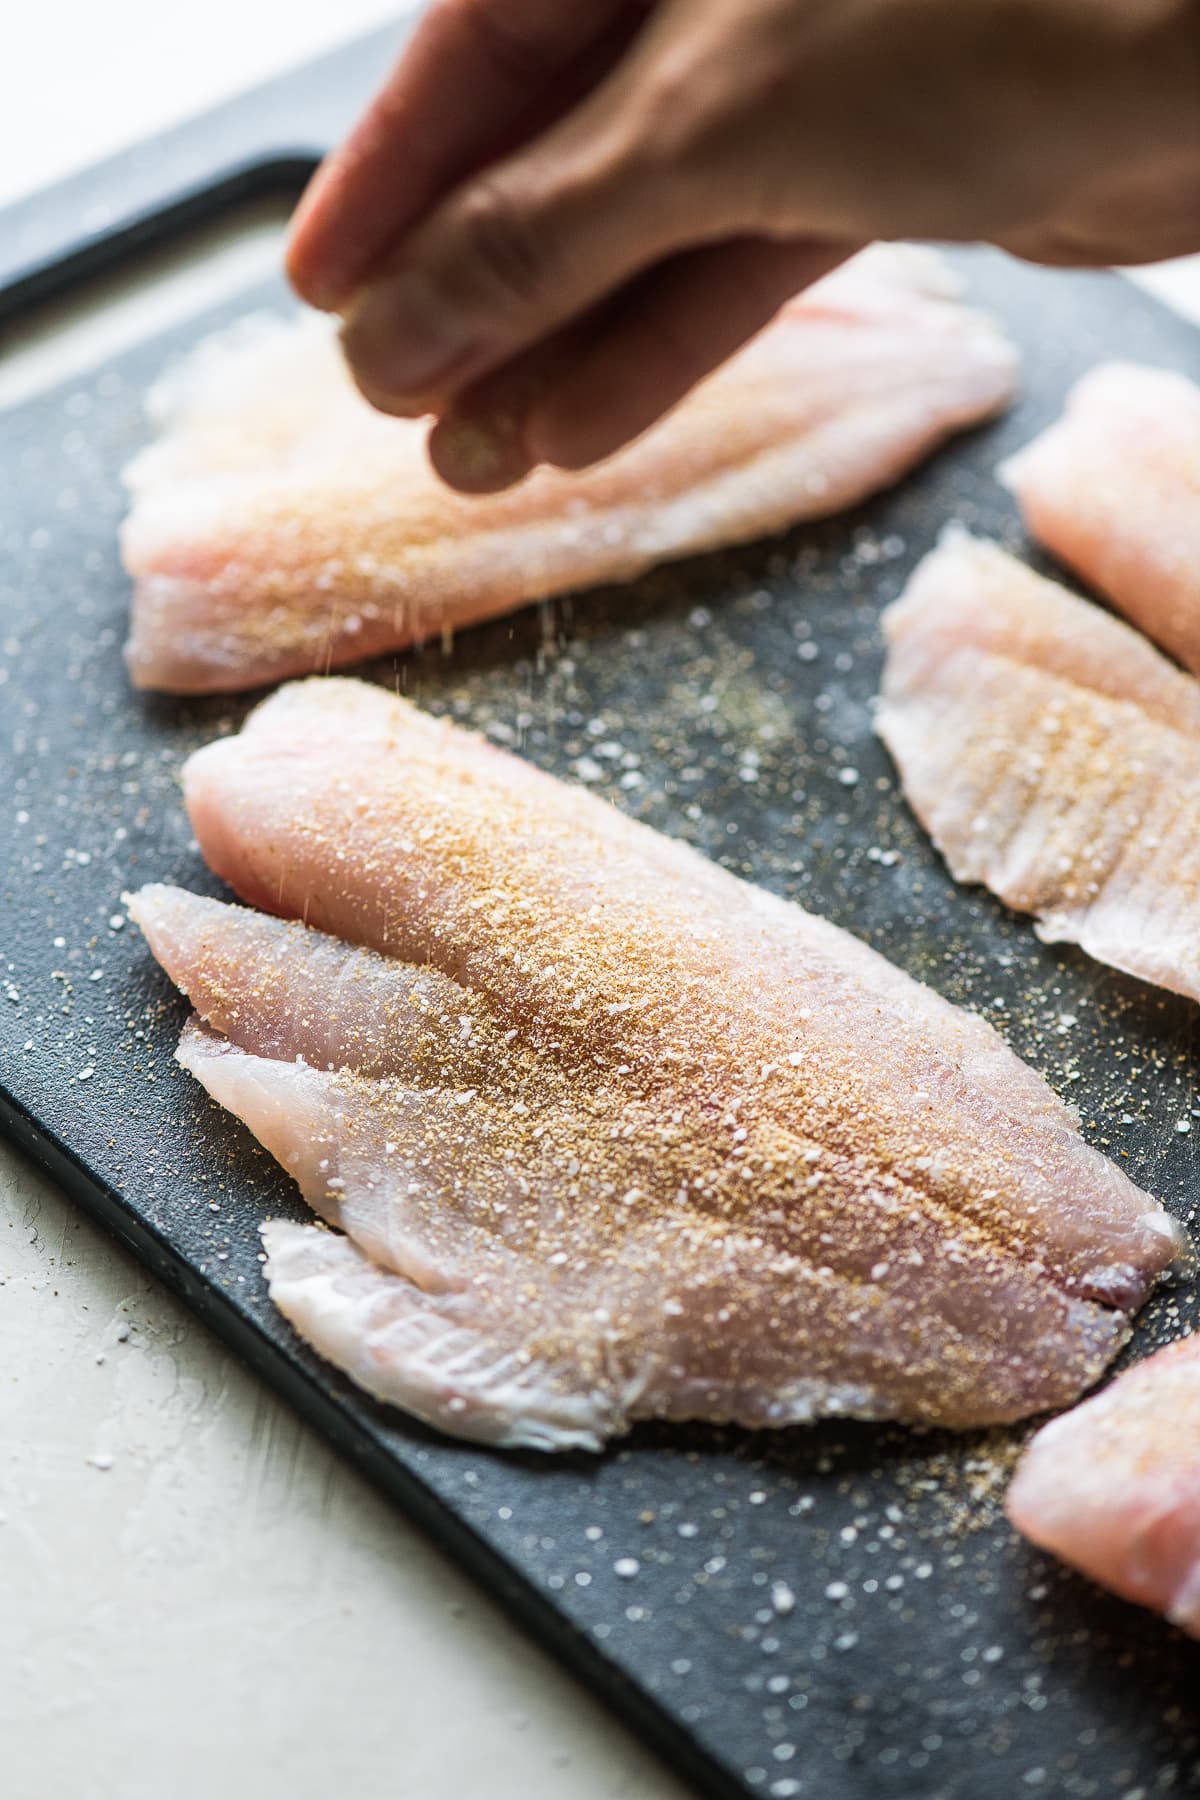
3 204 1200 1800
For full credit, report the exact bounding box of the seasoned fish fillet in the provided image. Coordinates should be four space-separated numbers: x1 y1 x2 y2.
1001 362 1200 674
1007 1334 1200 1640
120 245 1018 694
125 678 1184 1450
878 531 1200 1001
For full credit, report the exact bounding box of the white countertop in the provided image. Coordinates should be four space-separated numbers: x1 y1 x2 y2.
2 10 1197 1799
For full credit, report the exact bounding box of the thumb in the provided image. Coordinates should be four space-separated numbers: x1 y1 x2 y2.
425 235 851 492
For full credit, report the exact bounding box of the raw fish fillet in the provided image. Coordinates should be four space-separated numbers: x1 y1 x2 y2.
1001 362 1200 674
125 678 1184 1450
1007 1334 1200 1639
878 531 1200 1001
120 245 1018 694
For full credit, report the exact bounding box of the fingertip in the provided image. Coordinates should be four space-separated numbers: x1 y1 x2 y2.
285 250 344 317
286 165 352 313
338 350 432 422
336 293 456 420
427 410 536 494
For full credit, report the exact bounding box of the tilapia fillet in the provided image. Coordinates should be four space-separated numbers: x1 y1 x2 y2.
1001 362 1200 675
120 245 1018 693
1007 1334 1200 1639
126 679 1183 1450
878 531 1200 1002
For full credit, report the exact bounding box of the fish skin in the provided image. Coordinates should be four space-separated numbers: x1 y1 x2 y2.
124 678 1186 1448
878 531 1200 1004
120 245 1018 694
1001 362 1200 676
1007 1333 1200 1640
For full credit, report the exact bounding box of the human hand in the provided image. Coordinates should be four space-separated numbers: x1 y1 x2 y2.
287 0 1200 492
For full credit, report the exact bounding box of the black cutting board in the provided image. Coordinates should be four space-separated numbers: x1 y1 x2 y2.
3 23 1200 1800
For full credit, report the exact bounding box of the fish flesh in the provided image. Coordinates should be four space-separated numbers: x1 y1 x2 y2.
136 682 1186 1447
120 245 1018 694
1001 362 1200 674
1007 1333 1200 1639
878 530 1200 1001
125 677 1184 1450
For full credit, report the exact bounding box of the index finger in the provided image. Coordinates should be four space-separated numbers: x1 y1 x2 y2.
287 0 646 311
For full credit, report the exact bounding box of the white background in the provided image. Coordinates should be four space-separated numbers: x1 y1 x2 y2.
1 7 1197 1800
